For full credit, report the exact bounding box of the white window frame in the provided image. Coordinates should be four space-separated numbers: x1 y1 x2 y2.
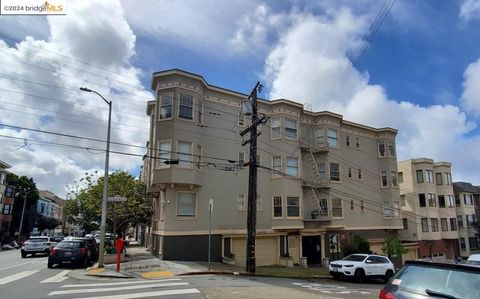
273 196 283 218
381 170 388 187
177 141 193 169
315 128 325 146
272 156 281 178
284 118 297 140
176 191 196 219
286 196 300 218
383 201 392 217
391 171 397 187
157 139 172 169
332 198 343 218
393 201 400 217
426 170 434 183
445 172 452 185
330 162 340 182
387 141 395 157
378 141 386 157
178 93 194 121
327 129 338 148
271 118 281 139
286 157 299 177
237 194 245 211
158 92 173 120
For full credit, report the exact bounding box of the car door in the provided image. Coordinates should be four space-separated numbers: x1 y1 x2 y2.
364 256 377 275
376 256 391 275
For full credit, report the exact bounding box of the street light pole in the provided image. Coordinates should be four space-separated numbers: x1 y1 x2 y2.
80 87 112 268
18 189 39 244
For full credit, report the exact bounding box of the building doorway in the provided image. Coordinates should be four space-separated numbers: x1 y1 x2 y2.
302 236 321 265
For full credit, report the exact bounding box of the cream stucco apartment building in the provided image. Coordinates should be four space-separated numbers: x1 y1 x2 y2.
142 69 403 267
398 159 458 260
453 182 480 258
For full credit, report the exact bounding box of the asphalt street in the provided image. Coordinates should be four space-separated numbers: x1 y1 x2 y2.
0 249 384 298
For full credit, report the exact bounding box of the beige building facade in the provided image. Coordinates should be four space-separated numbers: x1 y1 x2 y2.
398 159 458 260
453 182 480 258
143 69 403 267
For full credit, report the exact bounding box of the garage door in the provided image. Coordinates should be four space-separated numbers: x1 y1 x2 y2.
232 238 246 266
232 237 278 267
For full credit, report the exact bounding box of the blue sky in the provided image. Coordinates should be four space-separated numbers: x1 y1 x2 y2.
1 0 480 196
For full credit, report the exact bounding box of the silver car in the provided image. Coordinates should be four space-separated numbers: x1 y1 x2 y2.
21 237 57 258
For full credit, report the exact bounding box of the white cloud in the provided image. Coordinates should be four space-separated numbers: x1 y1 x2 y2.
460 58 480 117
0 0 152 197
460 0 480 22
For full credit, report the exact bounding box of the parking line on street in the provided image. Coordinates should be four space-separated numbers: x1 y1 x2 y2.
72 288 201 299
0 270 39 285
49 282 189 295
41 270 71 283
62 278 180 288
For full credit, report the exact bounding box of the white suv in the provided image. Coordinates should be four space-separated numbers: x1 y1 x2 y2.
329 254 395 282
21 237 57 258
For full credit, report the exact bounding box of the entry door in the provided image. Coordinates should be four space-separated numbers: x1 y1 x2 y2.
302 236 321 265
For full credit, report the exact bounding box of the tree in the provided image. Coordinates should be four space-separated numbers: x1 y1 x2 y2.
7 173 39 239
382 236 408 258
65 170 152 235
36 215 60 232
341 235 371 256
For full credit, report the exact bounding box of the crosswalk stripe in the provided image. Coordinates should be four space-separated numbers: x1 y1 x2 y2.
49 282 189 296
41 270 71 283
0 261 34 271
62 278 181 288
0 270 39 285
72 288 201 299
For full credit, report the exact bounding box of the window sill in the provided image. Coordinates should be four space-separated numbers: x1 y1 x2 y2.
158 117 173 121
175 216 197 221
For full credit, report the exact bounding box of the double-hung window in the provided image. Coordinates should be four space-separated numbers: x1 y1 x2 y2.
160 94 173 119
450 218 457 231
387 141 395 156
457 215 464 228
332 198 343 217
2 204 11 214
466 215 476 227
237 194 245 211
286 196 300 217
428 193 436 207
421 218 429 232
327 129 338 147
416 170 424 183
378 142 386 157
158 140 171 168
179 94 193 120
381 171 388 187
177 142 192 167
273 196 282 218
319 163 327 181
177 192 196 217
330 163 340 181
426 170 434 183
438 195 446 208
436 173 443 185
286 158 298 177
284 118 297 139
430 218 439 232
447 195 455 207
315 129 325 145
441 218 448 231
271 118 281 139
391 171 397 187
444 172 452 185
272 156 281 177
383 201 392 217
464 194 473 205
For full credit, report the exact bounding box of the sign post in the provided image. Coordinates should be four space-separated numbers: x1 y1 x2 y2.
208 198 213 270
107 195 127 202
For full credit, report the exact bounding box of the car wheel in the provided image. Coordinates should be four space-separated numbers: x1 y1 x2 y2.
21 252 27 258
31 253 35 257
383 270 394 283
354 268 365 283
47 261 53 269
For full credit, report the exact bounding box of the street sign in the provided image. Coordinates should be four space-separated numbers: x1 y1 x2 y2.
107 195 127 202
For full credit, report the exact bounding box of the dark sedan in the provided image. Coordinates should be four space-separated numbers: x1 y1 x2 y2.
48 240 89 268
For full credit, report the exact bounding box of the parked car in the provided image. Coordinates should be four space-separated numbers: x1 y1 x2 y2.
83 237 98 260
48 240 89 268
329 253 395 282
379 259 480 299
467 254 480 262
21 237 57 258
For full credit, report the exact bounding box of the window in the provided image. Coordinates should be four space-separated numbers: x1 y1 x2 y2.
237 194 245 211
378 142 386 157
286 196 300 217
400 195 406 206
398 172 403 184
421 218 429 232
360 200 364 212
387 141 395 156
158 140 171 168
455 194 461 207
444 172 452 185
332 198 343 217
179 94 193 120
457 215 464 228
273 196 282 218
330 163 340 181
346 136 350 146
159 94 173 119
284 118 297 139
391 171 397 187
403 218 408 229
436 173 443 185
450 218 457 231
327 129 338 147
435 195 446 209
447 195 455 207
358 169 362 179
319 198 328 216
441 218 448 231
286 158 298 177
272 156 281 176
239 152 245 168
460 238 466 250
348 167 352 178
383 201 392 217
426 170 434 183
271 118 281 139
350 200 354 211
177 192 196 217
2 204 11 214
0 172 5 185
393 201 400 217
381 170 388 187
428 193 436 207
238 111 245 127
419 194 426 207
416 170 424 183
5 187 13 197
466 215 476 227
469 237 479 250
195 145 203 171
318 163 327 180
464 194 473 205
315 128 325 145
356 137 360 148
198 100 204 125
178 142 192 166
257 195 262 211
256 154 261 166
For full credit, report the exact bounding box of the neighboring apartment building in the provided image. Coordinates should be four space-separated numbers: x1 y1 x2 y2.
142 69 403 267
453 182 480 258
32 190 64 235
398 159 458 260
0 160 13 241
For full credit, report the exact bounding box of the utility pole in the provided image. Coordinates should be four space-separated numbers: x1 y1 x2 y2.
240 82 267 273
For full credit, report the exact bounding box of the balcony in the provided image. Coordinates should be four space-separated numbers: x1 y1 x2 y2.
301 180 331 189
300 144 329 154
148 167 202 192
304 208 332 222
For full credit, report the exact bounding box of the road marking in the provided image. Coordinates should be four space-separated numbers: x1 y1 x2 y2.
49 282 189 295
141 271 173 278
0 270 39 285
41 270 71 283
292 282 371 295
0 261 34 271
62 278 181 288
72 288 201 299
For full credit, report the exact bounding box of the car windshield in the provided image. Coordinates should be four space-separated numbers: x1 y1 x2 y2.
57 241 84 248
29 238 48 242
394 264 480 299
342 254 367 262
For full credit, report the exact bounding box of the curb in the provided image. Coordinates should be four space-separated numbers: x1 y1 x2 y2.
178 271 333 280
